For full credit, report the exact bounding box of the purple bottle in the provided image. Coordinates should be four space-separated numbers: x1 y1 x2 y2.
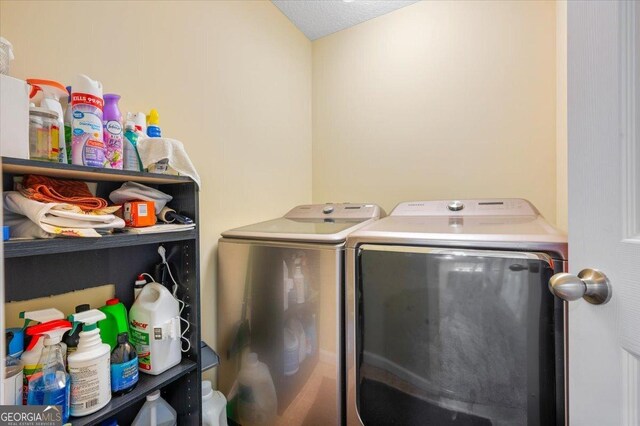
103 94 123 169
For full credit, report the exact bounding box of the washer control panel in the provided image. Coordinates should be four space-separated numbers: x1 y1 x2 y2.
391 199 537 217
285 203 382 220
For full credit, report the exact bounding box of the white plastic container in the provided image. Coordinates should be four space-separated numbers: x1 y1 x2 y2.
67 309 112 417
129 282 182 375
202 380 228 426
0 75 29 159
71 74 105 168
132 390 177 426
294 266 305 304
237 352 277 426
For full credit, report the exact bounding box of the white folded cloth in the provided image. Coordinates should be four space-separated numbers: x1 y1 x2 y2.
137 137 201 187
109 181 173 215
4 191 125 238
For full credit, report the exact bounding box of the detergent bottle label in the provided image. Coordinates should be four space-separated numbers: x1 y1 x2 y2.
110 358 139 392
129 322 151 371
72 92 105 168
22 362 41 405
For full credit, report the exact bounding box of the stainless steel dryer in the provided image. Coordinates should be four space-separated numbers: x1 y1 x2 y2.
218 203 384 426
345 199 568 426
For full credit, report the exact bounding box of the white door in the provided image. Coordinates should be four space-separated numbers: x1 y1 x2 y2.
564 1 640 424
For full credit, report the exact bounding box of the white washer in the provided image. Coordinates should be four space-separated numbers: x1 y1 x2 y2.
217 203 384 426
346 199 567 426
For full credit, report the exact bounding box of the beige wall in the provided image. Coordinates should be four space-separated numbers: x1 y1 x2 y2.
556 1 568 232
0 0 312 379
312 0 558 223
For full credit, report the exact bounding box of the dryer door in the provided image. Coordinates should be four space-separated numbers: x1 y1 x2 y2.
349 245 564 426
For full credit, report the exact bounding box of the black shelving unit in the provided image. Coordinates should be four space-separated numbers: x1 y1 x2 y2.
2 157 202 425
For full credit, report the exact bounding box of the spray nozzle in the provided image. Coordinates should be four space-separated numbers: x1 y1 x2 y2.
26 79 68 102
25 319 72 350
69 309 106 335
20 308 64 330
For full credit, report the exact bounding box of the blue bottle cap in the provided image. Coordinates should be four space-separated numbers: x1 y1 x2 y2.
6 327 24 357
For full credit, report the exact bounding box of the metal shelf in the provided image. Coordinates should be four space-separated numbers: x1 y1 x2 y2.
2 156 192 184
69 359 197 426
4 229 197 258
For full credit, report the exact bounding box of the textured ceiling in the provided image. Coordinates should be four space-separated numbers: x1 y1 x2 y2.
272 0 420 40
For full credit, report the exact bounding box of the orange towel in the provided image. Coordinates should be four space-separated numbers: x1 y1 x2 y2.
20 175 108 212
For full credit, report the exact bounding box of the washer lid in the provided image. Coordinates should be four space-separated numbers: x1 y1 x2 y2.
348 199 567 259
221 203 384 243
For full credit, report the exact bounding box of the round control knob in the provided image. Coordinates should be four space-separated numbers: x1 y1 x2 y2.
323 205 334 214
447 201 464 211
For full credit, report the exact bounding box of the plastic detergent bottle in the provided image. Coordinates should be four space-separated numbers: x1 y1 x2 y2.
63 304 90 357
237 352 277 426
67 309 112 417
305 314 317 356
4 331 24 405
134 112 147 138
110 332 138 395
19 308 65 405
64 86 73 164
123 120 142 171
103 94 124 169
294 266 305 304
146 109 161 137
131 390 177 426
288 318 307 364
27 79 68 163
283 328 299 376
98 298 130 350
26 320 72 423
129 282 182 375
71 74 105 167
134 274 147 299
202 380 228 426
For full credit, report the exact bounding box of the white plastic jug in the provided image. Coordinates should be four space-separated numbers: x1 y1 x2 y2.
131 390 176 426
237 353 277 426
202 380 228 426
129 283 181 375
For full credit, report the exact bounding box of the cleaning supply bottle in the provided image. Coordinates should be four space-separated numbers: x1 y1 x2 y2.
63 304 90 357
294 265 305 304
98 298 129 350
146 109 161 137
237 352 277 426
4 331 24 405
26 320 72 423
283 327 299 376
103 94 124 169
134 274 147 299
67 309 112 417
202 380 228 426
72 74 105 168
27 79 68 163
131 390 177 426
134 112 147 138
288 318 307 364
129 282 182 375
19 308 65 404
64 86 73 164
110 332 138 395
123 119 142 171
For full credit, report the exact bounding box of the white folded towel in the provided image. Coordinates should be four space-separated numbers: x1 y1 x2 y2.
4 192 125 238
137 137 201 187
109 181 173 215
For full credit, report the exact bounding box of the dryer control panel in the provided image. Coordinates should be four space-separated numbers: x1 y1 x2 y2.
285 203 383 220
391 199 538 217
